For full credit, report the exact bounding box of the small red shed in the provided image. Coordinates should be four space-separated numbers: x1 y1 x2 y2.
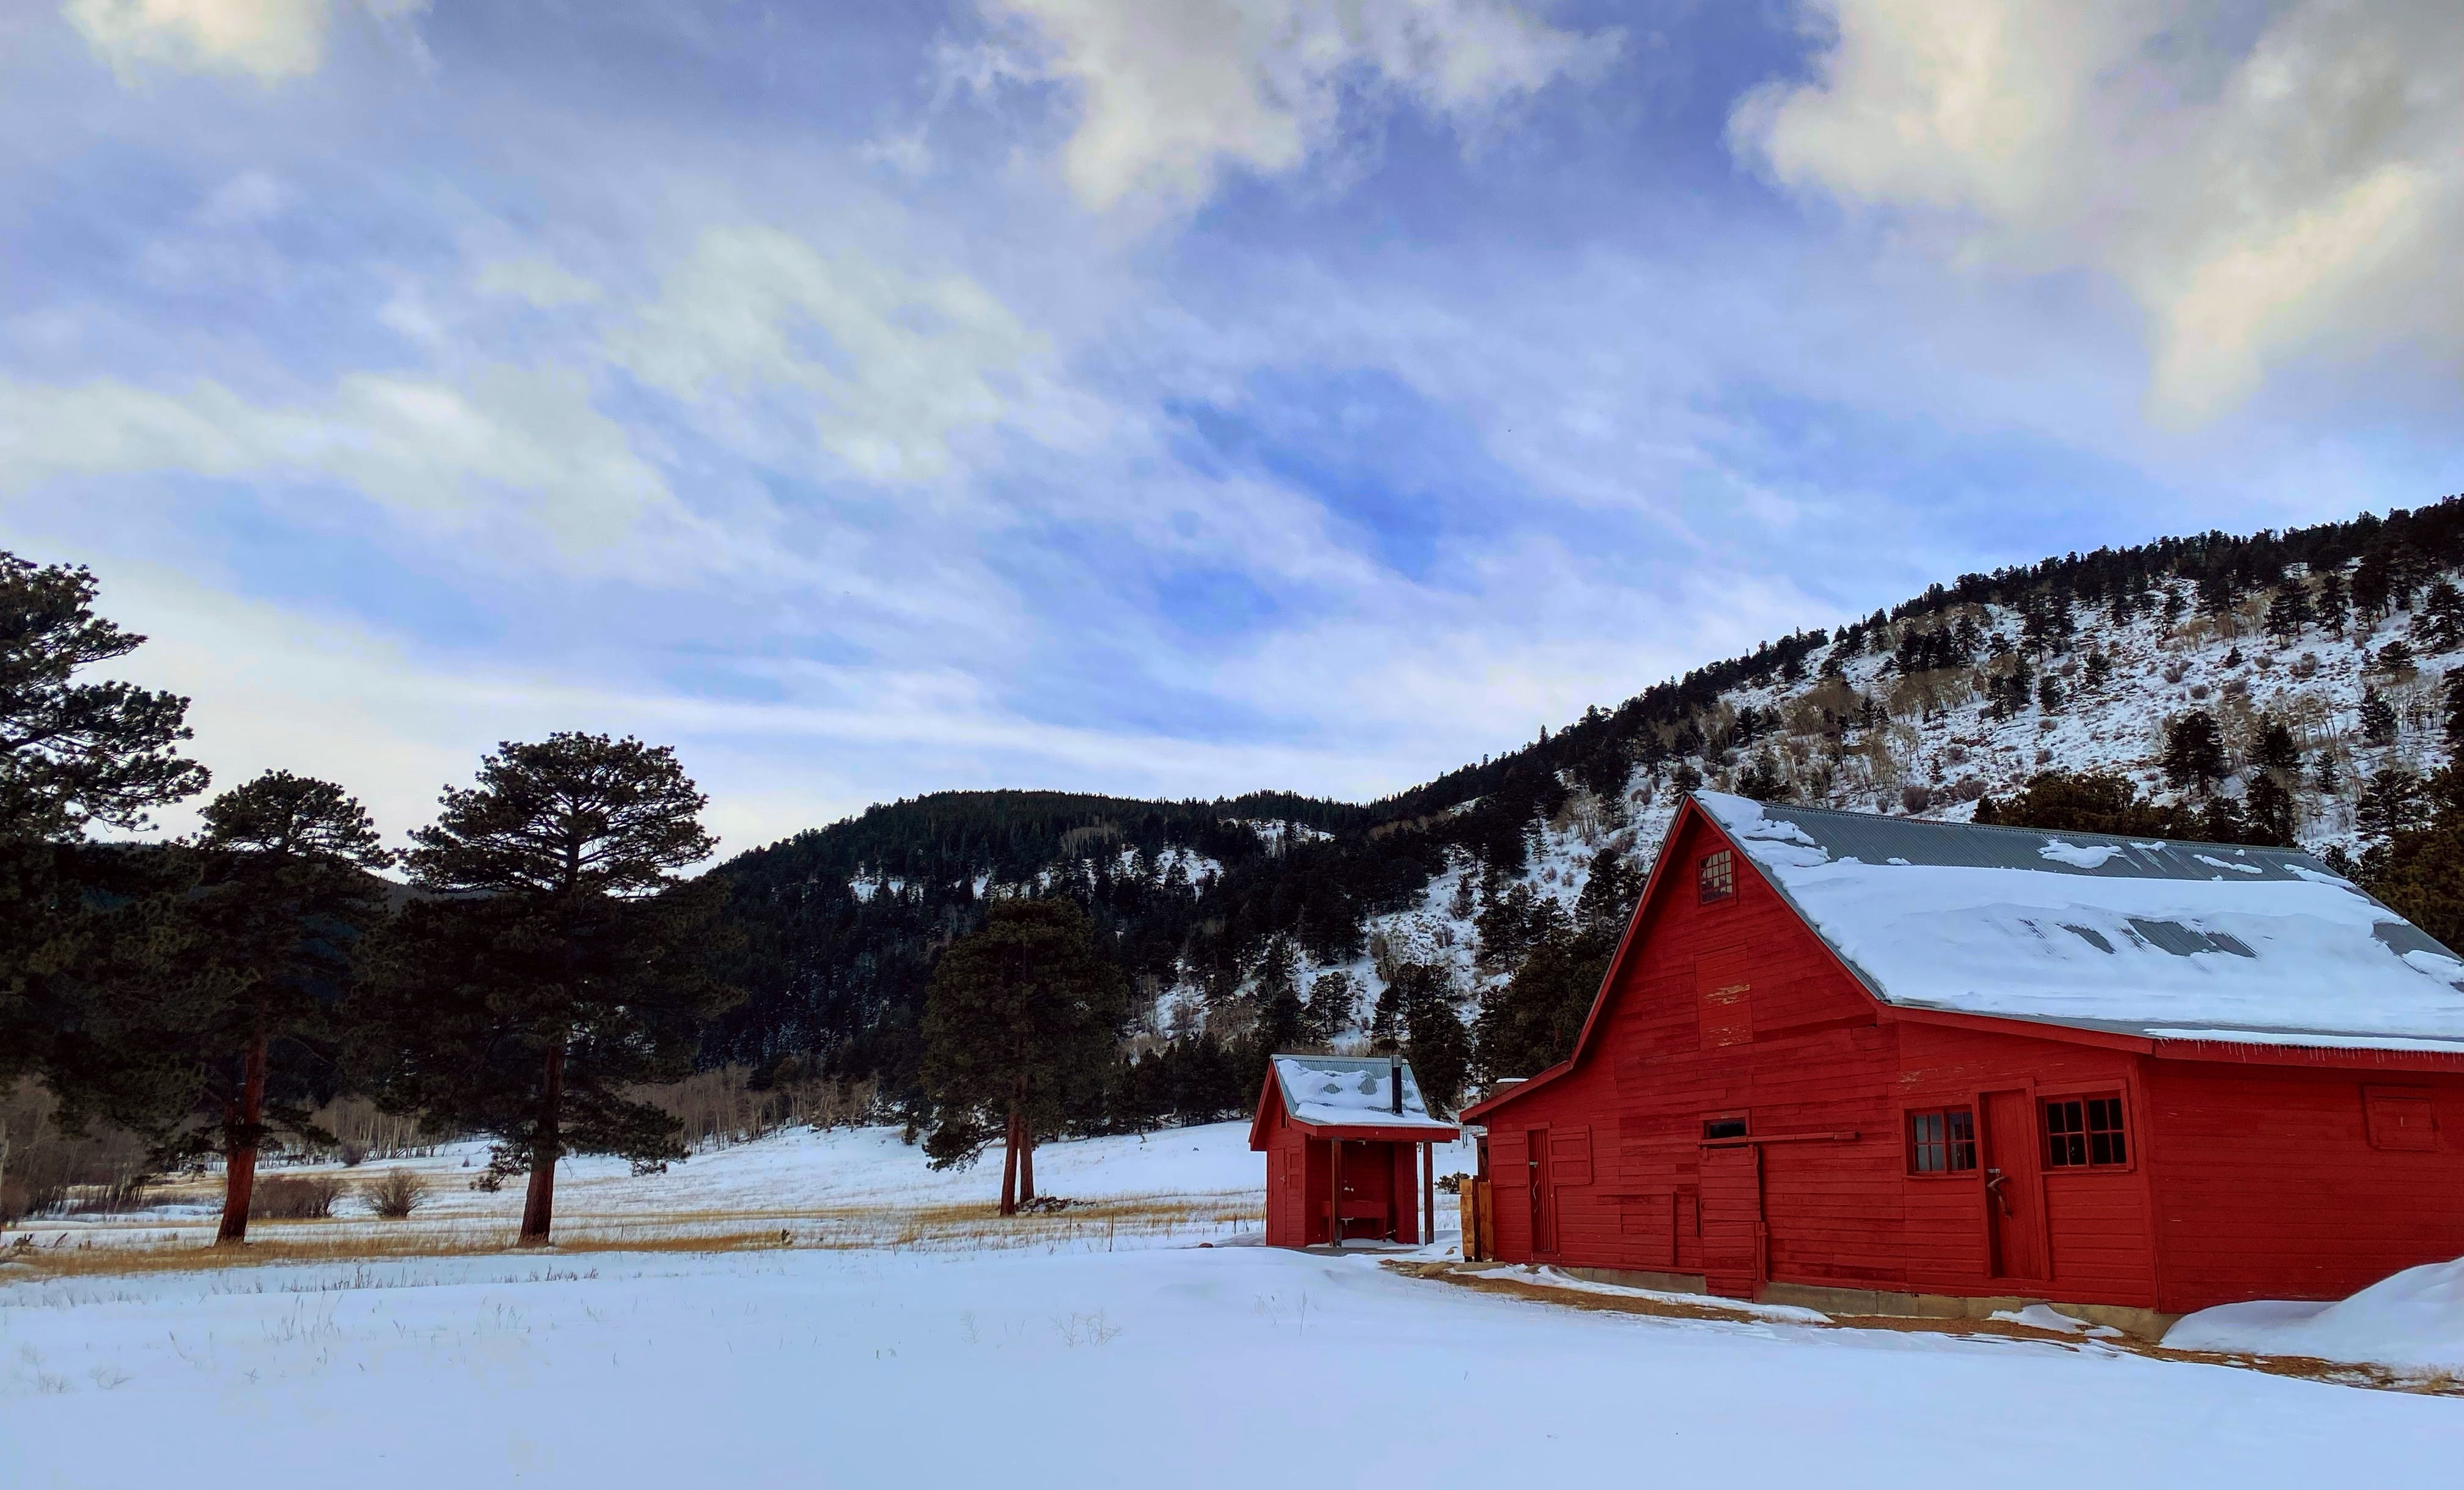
1461 791 2464 1324
1252 1055 1458 1247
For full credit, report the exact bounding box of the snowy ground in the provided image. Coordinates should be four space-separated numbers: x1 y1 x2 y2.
6 1242 2457 1489
6 1121 2457 1488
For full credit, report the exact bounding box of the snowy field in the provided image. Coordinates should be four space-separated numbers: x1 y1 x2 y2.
7 1120 1336 1254
5 1122 2459 1488
6 1242 2458 1489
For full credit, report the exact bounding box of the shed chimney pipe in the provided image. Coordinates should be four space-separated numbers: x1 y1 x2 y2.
1390 1057 1402 1115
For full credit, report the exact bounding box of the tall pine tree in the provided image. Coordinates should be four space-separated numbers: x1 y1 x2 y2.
354 734 733 1246
0 554 210 1087
918 897 1126 1214
53 773 393 1244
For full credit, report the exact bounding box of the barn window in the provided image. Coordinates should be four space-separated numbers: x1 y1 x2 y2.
1702 1117 1748 1140
2363 1088 2436 1152
2043 1095 2127 1168
1906 1109 1977 1173
1698 850 1734 904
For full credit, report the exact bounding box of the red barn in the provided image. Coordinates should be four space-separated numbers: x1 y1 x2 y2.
1459 791 2464 1330
1252 1055 1458 1247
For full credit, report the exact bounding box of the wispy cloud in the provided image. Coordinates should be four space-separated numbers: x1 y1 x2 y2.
2 0 2454 846
1730 0 2463 422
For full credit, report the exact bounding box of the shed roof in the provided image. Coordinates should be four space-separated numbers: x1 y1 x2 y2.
1257 1055 1457 1140
1693 791 2464 1051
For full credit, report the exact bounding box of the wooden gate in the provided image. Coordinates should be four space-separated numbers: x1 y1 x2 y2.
1700 1144 1764 1297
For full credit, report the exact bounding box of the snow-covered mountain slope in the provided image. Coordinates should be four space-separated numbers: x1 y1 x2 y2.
712 510 2464 1081
1168 566 2463 1045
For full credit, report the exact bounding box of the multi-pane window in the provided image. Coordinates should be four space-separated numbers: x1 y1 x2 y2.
1907 1109 1977 1173
1698 850 1735 905
2044 1095 2128 1167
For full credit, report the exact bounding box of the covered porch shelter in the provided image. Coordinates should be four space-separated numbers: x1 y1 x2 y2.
1250 1054 1458 1249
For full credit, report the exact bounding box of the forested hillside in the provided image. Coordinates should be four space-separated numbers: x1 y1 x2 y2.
708 498 2464 1126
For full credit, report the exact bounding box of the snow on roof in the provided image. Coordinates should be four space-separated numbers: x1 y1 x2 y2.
1270 1055 1457 1131
1692 791 2464 1051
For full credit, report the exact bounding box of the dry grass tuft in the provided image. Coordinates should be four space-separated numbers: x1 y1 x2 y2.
250 1175 346 1220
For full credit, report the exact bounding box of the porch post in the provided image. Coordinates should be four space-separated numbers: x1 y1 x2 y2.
1330 1137 1343 1250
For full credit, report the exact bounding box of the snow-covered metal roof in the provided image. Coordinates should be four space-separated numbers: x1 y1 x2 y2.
1268 1055 1457 1132
1692 791 2464 1051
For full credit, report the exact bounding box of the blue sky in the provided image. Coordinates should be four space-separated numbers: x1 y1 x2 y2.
3 0 2457 854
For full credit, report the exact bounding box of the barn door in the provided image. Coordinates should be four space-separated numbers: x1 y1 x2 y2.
1981 1090 2048 1281
1699 1145 1764 1297
1527 1125 1553 1255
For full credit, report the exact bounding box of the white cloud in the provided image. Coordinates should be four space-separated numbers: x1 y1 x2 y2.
63 0 427 83
1730 0 2463 422
609 225 1050 483
0 365 688 567
971 0 1619 210
474 255 603 308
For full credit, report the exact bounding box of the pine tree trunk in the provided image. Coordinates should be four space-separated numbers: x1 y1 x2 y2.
998 1106 1019 1217
518 1042 566 1246
215 1030 268 1246
1019 1120 1035 1203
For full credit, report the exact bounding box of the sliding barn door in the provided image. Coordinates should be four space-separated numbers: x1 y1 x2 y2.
1700 1145 1765 1298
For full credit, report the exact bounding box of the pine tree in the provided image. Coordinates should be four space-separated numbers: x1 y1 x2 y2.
2083 651 2113 691
2352 546 2394 628
2256 719 2300 774
2444 670 2464 757
2162 712 2227 795
2196 565 2242 626
2242 772 2297 847
917 897 1126 1215
2314 568 2349 634
2413 579 2464 653
1 554 211 1087
352 734 733 1246
1572 846 1643 940
2369 766 2464 954
51 773 394 1244
1395 964 1471 1115
2263 584 2312 647
1470 928 1608 1085
2355 768 2429 849
1252 934 1302 1042
0 554 210 842
2359 690 2399 747
1253 943 1305 1062
2037 675 2064 714
1300 971 1355 1046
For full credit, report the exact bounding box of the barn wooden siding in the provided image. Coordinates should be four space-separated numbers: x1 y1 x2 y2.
1472 802 2464 1315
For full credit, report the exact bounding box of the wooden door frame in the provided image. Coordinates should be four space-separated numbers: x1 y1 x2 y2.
1977 1084 2050 1282
1698 1140 1766 1296
1526 1123 1553 1257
